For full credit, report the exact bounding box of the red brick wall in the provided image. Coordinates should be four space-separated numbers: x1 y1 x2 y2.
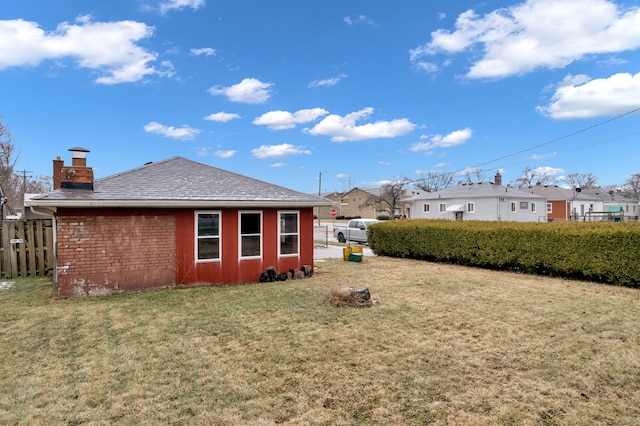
56 211 176 297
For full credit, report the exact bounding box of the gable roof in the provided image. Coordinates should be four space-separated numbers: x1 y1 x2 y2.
410 182 545 201
27 156 332 209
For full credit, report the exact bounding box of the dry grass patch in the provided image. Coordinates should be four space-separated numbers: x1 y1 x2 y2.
2 257 640 425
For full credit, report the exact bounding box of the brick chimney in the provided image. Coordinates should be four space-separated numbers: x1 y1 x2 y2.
53 147 94 190
494 171 502 186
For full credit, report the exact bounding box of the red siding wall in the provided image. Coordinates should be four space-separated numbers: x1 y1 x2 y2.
54 207 316 297
176 207 315 286
56 209 176 297
548 200 570 222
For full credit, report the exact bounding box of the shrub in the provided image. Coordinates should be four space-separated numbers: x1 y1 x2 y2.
368 219 640 287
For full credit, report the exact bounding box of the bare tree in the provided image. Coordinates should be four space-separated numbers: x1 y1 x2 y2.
414 170 454 192
0 119 53 217
0 120 21 215
511 166 554 188
623 173 640 200
561 172 599 191
462 167 487 183
338 174 355 193
360 177 409 219
27 175 53 193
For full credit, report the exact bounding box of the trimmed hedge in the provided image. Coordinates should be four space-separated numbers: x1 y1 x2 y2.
367 219 640 287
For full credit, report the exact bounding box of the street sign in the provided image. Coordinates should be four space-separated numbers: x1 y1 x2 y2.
330 209 337 217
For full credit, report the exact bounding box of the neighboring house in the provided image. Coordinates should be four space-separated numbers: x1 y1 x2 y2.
315 191 341 219
26 148 331 298
526 185 607 222
580 188 638 221
410 176 546 222
317 187 383 219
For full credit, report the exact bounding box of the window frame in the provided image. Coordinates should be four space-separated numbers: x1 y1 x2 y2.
278 210 299 257
511 202 517 213
439 203 447 213
423 203 430 213
467 202 475 213
239 211 262 259
531 202 536 213
195 211 221 263
547 202 553 213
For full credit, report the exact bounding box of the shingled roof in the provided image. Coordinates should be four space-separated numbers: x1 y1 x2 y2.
28 156 332 209
409 182 545 200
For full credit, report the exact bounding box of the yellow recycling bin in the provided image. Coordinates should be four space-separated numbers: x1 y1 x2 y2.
343 246 363 261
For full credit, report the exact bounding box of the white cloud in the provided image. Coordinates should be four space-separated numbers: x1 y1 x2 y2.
309 74 347 87
251 143 312 159
536 166 564 177
191 47 215 56
253 108 329 130
305 107 415 142
414 62 439 73
537 72 640 119
269 162 285 168
0 16 161 84
379 161 391 166
344 15 374 26
159 0 205 15
143 121 200 140
204 112 240 122
410 128 472 152
208 78 273 104
214 150 236 158
411 0 640 79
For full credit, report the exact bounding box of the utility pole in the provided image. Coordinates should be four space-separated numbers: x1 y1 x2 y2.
15 169 32 194
318 171 326 225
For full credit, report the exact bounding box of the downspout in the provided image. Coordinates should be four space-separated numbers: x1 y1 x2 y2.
29 206 58 297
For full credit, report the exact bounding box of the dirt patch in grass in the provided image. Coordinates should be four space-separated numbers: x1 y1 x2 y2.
2 257 640 425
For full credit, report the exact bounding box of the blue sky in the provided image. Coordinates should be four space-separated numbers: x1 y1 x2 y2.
1 0 640 194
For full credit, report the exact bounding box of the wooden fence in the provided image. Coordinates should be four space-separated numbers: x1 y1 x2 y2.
1 219 54 279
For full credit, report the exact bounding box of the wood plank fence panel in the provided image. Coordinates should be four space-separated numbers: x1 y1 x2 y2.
0 219 54 279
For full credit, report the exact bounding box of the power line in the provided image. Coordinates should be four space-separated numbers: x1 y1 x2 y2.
412 106 640 185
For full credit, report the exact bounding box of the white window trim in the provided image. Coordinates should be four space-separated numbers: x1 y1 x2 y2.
467 202 475 213
423 203 430 213
239 211 262 260
195 211 221 263
531 202 536 213
511 202 517 213
439 203 447 213
278 210 300 257
547 202 552 213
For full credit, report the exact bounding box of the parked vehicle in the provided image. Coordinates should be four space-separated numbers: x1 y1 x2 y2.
333 219 379 243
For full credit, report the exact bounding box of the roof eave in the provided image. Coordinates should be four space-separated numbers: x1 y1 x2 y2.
26 199 334 209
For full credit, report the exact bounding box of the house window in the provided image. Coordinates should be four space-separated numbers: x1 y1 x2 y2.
423 203 430 213
547 203 552 213
467 202 475 213
196 211 220 261
511 202 516 213
240 211 262 258
439 203 447 212
520 201 528 209
279 211 299 256
531 203 536 213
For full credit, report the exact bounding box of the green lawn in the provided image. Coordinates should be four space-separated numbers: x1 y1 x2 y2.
2 256 640 425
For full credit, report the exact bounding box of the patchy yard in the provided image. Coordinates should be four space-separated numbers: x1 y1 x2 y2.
1 256 640 425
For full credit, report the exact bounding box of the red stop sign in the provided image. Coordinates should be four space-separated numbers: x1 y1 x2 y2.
330 209 337 217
